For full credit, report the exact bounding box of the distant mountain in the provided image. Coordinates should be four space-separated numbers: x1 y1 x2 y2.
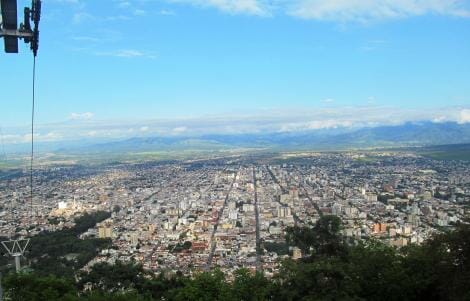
331 122 470 147
67 121 470 153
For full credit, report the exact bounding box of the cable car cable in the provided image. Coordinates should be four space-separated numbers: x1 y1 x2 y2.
29 55 36 226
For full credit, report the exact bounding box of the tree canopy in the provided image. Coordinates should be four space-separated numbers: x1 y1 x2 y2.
2 216 470 301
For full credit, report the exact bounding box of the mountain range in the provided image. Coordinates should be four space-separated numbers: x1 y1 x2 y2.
63 121 470 153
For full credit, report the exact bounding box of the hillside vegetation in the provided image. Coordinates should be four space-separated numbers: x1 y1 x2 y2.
2 215 470 301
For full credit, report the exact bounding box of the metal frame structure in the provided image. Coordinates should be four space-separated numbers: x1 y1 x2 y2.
0 0 41 56
1 239 30 272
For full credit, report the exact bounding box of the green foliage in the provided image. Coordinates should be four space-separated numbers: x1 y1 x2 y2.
2 215 470 301
401 220 470 301
272 257 359 301
78 261 185 300
347 241 409 301
2 212 110 275
432 151 470 161
170 269 230 301
79 291 150 301
78 261 148 292
2 273 77 301
73 212 112 235
286 215 345 258
2 273 150 301
285 226 315 255
264 241 289 255
277 220 470 301
183 241 192 250
230 269 271 301
48 217 61 225
138 272 185 300
25 211 112 278
171 241 193 253
113 205 122 213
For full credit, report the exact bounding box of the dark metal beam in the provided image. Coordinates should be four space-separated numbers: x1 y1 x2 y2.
4 36 18 52
1 0 19 53
1 0 18 29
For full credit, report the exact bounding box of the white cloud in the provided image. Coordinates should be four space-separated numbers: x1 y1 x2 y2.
3 106 470 145
51 0 80 4
0 134 22 144
72 36 100 42
160 9 176 15
279 119 355 132
64 0 470 23
432 116 448 123
117 1 132 9
42 132 64 141
434 108 470 124
114 49 144 57
289 0 470 22
458 109 470 124
105 15 132 21
62 0 470 23
86 130 98 137
169 0 269 16
69 112 94 120
95 49 157 59
72 12 94 24
172 126 188 134
133 9 147 16
321 98 335 103
12 132 64 143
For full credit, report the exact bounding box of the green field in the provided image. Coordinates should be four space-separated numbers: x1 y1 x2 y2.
2 143 469 171
0 148 263 171
422 151 470 161
418 144 470 161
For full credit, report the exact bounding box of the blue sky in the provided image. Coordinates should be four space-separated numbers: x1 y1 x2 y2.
1 0 470 143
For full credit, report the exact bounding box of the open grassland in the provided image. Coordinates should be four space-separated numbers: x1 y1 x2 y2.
422 151 470 161
418 144 470 161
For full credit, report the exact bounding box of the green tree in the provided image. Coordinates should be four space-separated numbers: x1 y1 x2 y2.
113 205 122 213
171 269 231 301
285 226 315 255
311 215 345 257
138 272 185 300
25 211 112 278
272 258 359 301
2 273 77 301
401 220 470 301
80 291 149 301
78 261 147 293
230 269 271 301
286 215 345 258
348 240 409 301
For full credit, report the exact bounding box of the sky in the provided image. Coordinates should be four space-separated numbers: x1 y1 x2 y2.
1 0 470 144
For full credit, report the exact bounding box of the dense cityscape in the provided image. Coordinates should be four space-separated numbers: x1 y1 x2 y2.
1 152 469 277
